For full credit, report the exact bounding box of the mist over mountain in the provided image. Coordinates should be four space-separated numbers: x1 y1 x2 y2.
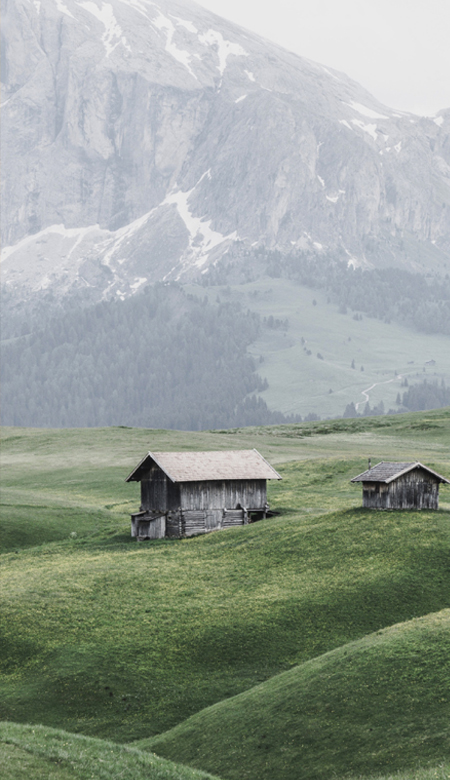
2 0 450 306
2 0 450 429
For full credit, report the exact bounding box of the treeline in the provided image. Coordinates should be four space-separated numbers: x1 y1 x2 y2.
398 379 450 412
1 284 303 430
343 379 450 418
204 249 450 335
343 400 387 418
284 254 450 335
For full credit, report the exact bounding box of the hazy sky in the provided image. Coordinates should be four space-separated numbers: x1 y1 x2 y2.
197 0 450 116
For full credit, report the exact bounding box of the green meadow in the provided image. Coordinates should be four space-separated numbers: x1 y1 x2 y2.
144 610 450 780
1 723 448 780
187 277 450 417
1 409 450 779
0 722 219 780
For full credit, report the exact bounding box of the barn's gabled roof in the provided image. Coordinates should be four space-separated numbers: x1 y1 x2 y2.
126 449 282 483
351 461 450 484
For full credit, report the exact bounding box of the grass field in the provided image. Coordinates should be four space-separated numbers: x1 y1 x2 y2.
1 411 450 779
186 278 450 417
1 723 448 780
143 610 450 780
0 722 220 780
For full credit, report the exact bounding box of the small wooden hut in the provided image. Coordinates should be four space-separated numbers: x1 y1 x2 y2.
351 461 449 510
126 449 281 540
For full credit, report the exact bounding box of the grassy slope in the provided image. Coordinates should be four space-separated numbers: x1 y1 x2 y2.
1 413 449 751
3 501 450 742
143 610 450 780
352 767 450 780
186 278 450 417
4 411 450 555
1 726 448 780
1 412 450 780
0 722 220 780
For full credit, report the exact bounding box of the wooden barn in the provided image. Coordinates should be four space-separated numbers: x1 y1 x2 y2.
351 461 449 510
126 449 281 540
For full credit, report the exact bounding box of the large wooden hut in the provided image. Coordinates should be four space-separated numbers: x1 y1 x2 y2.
126 449 281 540
351 461 449 510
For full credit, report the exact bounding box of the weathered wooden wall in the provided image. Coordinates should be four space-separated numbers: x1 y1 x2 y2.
132 508 249 540
362 468 440 509
134 471 268 539
179 479 266 511
181 508 247 537
140 464 180 512
131 512 166 539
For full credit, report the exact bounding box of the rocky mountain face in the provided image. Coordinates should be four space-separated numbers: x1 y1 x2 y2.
2 0 450 303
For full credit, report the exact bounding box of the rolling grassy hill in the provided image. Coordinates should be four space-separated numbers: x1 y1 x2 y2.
0 722 220 780
142 610 450 780
2 499 450 742
1 723 449 780
1 410 449 779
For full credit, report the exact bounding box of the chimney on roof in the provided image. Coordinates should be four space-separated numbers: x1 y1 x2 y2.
368 458 372 470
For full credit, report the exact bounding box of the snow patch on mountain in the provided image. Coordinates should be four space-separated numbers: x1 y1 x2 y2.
77 1 129 56
351 119 378 141
152 10 197 77
171 15 197 33
2 223 108 293
345 248 371 270
4 0 450 305
163 178 238 268
1 211 166 297
130 276 148 291
55 0 75 18
322 66 341 82
2 223 99 264
198 29 248 76
117 0 152 21
100 209 156 266
345 100 389 119
172 16 198 35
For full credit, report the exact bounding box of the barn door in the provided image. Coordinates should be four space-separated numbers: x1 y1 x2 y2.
205 510 222 531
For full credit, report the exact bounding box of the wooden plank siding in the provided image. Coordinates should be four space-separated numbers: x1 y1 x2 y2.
139 471 266 512
222 509 246 528
179 479 267 511
362 468 440 510
134 473 267 539
127 450 280 540
134 508 248 540
140 464 180 512
131 513 166 539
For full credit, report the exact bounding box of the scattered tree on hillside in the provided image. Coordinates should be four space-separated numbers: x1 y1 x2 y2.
343 380 449 419
204 250 450 336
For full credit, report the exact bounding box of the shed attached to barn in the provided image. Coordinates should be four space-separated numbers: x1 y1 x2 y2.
351 461 449 510
126 449 281 540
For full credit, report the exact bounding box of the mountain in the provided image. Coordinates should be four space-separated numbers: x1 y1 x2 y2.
2 0 450 306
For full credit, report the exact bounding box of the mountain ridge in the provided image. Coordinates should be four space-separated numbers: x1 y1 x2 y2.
2 0 450 306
